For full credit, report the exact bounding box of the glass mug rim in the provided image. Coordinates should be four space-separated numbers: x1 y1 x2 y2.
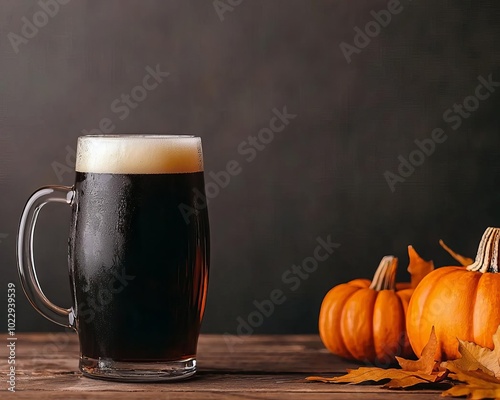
78 134 199 139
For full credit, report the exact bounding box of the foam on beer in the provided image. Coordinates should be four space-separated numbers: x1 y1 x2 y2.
76 135 203 174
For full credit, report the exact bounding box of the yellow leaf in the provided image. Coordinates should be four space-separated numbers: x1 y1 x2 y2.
445 326 500 379
442 364 500 399
384 375 431 389
306 367 437 386
307 323 500 397
446 342 496 377
384 374 447 389
407 245 435 288
307 326 446 389
396 326 440 375
443 386 500 400
439 239 474 266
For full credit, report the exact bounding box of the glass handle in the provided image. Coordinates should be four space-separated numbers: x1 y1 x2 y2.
16 185 75 329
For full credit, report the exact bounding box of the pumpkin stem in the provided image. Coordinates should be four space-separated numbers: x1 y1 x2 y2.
467 227 500 273
369 256 398 291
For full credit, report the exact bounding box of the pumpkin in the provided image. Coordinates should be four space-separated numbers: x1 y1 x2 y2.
319 247 433 364
406 227 500 361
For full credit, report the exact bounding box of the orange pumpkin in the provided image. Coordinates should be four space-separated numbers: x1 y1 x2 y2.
407 227 500 360
319 248 432 364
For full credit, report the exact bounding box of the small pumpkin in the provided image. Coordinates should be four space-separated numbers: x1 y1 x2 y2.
319 248 433 364
407 227 500 360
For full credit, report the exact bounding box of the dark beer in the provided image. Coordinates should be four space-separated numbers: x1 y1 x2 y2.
69 136 209 363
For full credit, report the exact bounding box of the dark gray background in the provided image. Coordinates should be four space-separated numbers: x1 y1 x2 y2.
1 0 499 334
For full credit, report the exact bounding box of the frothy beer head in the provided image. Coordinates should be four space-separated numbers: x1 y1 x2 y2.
76 135 203 174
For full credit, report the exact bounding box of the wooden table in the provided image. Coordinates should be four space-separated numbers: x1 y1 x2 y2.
1 333 445 399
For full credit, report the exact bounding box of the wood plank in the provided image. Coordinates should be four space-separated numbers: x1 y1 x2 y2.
9 370 446 398
4 333 363 373
13 373 445 397
8 333 328 353
10 392 444 400
1 334 445 398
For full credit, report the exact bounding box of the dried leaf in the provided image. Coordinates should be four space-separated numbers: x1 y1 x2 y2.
439 239 474 266
307 326 445 389
384 375 432 389
306 367 437 385
443 385 500 399
396 327 440 374
445 325 500 378
385 370 449 389
308 323 500 397
407 245 435 288
446 341 496 377
442 364 500 399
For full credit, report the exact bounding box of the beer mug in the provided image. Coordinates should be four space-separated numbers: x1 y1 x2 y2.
17 135 210 381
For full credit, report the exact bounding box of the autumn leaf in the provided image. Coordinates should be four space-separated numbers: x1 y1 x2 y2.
407 245 434 289
309 321 500 397
439 239 474 266
449 340 495 377
384 375 439 389
442 363 500 399
396 327 440 374
306 327 446 389
306 367 440 386
445 325 500 378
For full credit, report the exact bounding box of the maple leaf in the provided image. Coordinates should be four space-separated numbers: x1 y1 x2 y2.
442 363 500 399
445 325 500 379
396 326 440 374
407 245 435 289
439 239 474 266
306 327 446 388
384 375 439 389
306 367 441 386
